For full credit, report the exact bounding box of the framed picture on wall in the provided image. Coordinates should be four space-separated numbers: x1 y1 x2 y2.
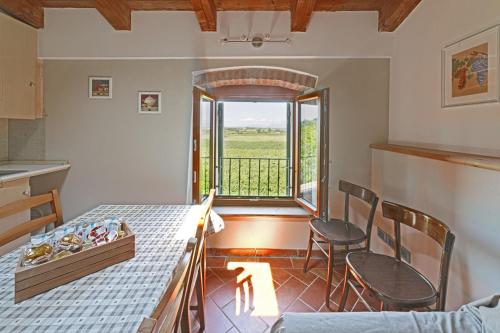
442 25 500 107
138 92 162 114
89 77 112 99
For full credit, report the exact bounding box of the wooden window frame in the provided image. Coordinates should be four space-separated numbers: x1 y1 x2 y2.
293 89 329 219
192 86 329 216
192 87 216 204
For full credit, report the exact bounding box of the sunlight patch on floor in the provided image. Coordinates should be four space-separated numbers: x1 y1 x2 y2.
226 261 280 317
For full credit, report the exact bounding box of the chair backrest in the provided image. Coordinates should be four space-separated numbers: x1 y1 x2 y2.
382 201 455 311
0 189 63 248
339 180 379 250
178 189 215 332
191 189 216 283
138 238 197 333
138 190 215 333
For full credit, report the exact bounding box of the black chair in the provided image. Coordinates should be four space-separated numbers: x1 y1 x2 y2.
303 180 379 309
338 201 455 312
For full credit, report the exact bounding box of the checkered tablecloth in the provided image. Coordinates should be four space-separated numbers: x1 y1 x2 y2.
0 204 201 333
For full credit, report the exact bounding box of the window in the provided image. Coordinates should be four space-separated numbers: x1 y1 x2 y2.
216 101 292 198
192 87 329 218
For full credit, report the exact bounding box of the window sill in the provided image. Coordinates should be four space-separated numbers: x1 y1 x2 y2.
213 206 312 219
214 197 298 207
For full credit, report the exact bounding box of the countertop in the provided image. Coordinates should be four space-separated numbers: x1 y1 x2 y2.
0 160 71 184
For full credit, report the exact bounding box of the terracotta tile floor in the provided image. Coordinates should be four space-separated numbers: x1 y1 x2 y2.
191 254 380 333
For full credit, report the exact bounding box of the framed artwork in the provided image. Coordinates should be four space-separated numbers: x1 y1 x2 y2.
138 92 162 114
89 77 112 99
442 25 500 107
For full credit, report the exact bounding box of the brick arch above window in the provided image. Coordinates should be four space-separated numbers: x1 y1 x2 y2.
192 66 318 92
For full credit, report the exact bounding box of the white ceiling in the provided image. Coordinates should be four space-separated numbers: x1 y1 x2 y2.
38 9 394 59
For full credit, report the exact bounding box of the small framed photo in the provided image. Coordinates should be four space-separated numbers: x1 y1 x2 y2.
138 91 162 114
442 25 500 107
89 77 112 99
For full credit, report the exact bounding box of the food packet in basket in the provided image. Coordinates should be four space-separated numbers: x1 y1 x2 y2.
57 232 83 252
104 217 122 231
106 230 118 242
24 233 54 266
88 224 107 241
77 221 95 241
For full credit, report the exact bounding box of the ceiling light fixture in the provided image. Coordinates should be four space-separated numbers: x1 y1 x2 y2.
220 34 292 48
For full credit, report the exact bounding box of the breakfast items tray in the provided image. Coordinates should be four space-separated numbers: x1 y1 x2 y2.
14 218 135 303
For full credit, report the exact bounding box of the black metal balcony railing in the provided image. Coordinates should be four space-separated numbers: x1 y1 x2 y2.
200 156 316 198
200 157 291 197
299 155 317 203
219 157 291 197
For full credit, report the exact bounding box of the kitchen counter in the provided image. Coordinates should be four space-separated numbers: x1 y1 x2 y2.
0 160 71 185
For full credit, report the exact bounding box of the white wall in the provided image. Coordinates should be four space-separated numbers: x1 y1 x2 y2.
369 0 500 310
207 218 311 249
40 58 389 249
38 9 393 58
389 0 500 149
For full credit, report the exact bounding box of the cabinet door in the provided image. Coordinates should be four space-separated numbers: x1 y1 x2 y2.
0 178 31 255
35 60 44 119
0 13 37 119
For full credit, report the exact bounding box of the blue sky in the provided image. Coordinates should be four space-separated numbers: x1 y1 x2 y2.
222 102 288 128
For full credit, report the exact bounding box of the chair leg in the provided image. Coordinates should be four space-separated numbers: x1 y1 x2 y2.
325 243 335 309
338 267 351 312
303 229 314 273
202 242 207 293
196 267 206 330
180 302 192 333
380 302 386 311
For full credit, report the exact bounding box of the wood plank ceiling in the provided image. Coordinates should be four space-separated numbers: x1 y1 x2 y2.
0 0 421 33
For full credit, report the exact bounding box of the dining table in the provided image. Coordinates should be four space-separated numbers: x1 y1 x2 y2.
0 203 206 333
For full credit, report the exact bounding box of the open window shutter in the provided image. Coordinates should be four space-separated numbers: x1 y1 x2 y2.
192 87 216 204
293 89 329 219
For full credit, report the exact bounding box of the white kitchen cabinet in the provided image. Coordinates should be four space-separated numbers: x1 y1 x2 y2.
0 12 40 119
0 178 30 255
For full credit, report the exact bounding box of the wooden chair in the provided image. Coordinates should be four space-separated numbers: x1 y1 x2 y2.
338 201 455 312
138 189 215 333
303 180 378 309
0 189 63 248
181 189 215 332
137 238 197 333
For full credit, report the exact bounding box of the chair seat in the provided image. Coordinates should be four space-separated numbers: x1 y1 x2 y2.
346 252 437 308
310 218 366 245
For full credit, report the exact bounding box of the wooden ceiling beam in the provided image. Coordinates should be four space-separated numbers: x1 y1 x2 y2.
40 0 420 15
378 0 421 32
290 0 316 32
95 0 131 30
39 0 381 12
19 0 423 33
128 1 193 11
0 0 44 28
191 0 216 31
315 0 379 11
41 0 93 8
215 0 288 11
